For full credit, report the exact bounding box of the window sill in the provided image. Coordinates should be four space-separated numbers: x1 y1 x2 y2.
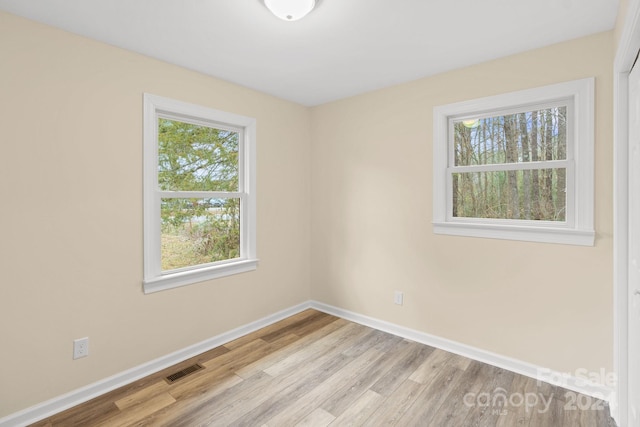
143 258 259 294
433 222 595 246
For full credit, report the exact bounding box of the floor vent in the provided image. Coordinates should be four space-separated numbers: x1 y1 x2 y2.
165 363 204 384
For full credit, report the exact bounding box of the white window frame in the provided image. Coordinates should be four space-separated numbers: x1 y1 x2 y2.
143 94 257 293
432 78 595 246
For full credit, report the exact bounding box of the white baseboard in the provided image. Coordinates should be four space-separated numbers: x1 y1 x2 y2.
1 299 614 426
0 301 312 427
310 301 615 403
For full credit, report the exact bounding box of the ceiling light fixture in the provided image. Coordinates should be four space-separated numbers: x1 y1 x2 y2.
264 0 316 21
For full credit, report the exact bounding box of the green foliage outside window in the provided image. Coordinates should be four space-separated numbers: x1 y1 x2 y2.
453 107 567 221
158 119 240 270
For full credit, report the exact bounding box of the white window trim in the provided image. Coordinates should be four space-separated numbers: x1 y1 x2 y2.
432 78 595 246
143 94 258 293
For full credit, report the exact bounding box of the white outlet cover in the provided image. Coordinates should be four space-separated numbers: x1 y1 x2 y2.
73 337 89 359
394 291 403 305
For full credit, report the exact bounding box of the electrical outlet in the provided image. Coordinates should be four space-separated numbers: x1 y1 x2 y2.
394 291 404 305
73 337 89 359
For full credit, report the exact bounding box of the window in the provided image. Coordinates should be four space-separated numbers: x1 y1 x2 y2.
432 78 594 245
143 94 257 293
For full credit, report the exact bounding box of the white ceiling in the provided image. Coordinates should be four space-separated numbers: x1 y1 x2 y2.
0 0 619 106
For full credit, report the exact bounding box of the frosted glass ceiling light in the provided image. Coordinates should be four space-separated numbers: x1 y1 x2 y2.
264 0 316 21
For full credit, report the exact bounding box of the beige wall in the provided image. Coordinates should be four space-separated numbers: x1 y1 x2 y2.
310 32 614 377
0 11 311 417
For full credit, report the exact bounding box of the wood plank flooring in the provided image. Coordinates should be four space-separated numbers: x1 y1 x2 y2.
30 310 616 426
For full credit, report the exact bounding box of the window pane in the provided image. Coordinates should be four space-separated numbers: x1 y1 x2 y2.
161 198 240 271
452 168 566 221
158 118 239 191
453 107 567 166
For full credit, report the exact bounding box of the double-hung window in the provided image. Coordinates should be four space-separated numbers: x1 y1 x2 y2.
143 94 257 293
433 78 594 245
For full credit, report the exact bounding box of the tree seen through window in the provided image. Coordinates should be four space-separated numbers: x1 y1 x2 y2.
452 107 567 221
158 118 240 271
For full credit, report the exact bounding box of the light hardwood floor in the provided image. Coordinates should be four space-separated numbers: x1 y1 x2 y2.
31 310 616 426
